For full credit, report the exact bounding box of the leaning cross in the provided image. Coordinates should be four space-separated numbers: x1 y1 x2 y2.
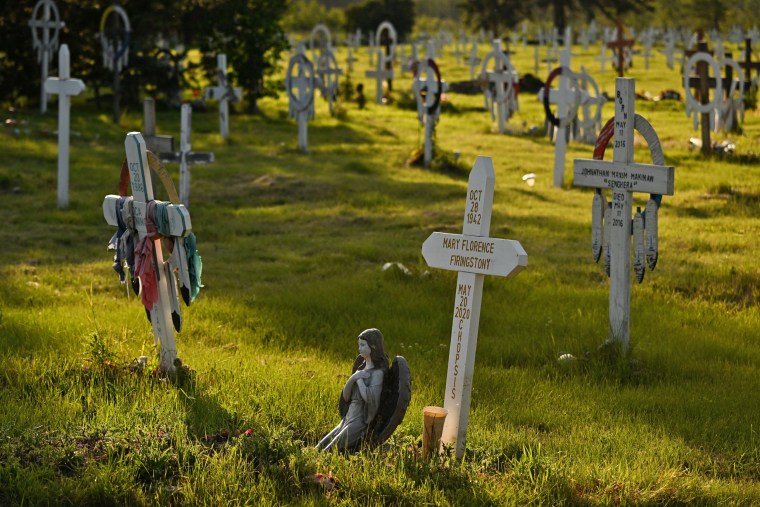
44 44 85 209
607 19 634 77
204 54 242 140
573 78 675 350
28 0 65 114
422 156 528 459
103 133 194 373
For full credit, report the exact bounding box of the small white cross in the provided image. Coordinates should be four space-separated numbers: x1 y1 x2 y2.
44 44 85 209
204 54 242 140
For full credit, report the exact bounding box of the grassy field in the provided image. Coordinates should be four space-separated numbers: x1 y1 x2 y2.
1 36 759 505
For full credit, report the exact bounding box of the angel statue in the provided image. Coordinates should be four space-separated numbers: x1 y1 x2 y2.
316 328 411 452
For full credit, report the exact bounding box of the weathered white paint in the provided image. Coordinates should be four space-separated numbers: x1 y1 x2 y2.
44 44 85 209
573 78 675 349
285 45 316 152
421 156 528 459
413 41 447 167
103 133 193 373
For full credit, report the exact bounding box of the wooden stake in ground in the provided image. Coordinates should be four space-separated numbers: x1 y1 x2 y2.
28 0 64 114
573 78 675 351
103 133 196 373
422 156 528 459
44 44 85 209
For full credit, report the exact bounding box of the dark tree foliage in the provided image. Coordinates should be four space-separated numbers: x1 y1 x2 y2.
199 0 290 113
345 0 415 43
0 0 289 113
458 0 527 35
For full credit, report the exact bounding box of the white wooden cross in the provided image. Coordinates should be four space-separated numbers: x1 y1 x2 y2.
365 51 394 104
661 30 676 70
29 0 65 114
641 28 656 70
413 41 448 167
573 78 675 350
422 156 528 459
316 46 343 115
143 98 175 157
99 4 131 124
177 104 215 206
103 133 194 373
539 49 581 187
204 54 241 140
44 44 85 209
479 39 519 134
467 40 480 80
285 45 316 153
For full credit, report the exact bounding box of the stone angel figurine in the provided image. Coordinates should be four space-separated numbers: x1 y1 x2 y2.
316 328 411 452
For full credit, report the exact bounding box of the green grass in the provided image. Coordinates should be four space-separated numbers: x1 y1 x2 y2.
1 38 759 505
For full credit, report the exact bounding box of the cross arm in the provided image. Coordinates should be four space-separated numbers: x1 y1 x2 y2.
103 194 192 238
44 78 85 96
573 159 675 195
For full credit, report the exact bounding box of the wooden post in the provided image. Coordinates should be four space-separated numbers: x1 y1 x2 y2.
573 78 675 350
44 44 85 209
422 156 528 458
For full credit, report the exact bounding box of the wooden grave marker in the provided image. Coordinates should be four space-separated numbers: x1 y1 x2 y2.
204 54 242 140
739 37 760 84
98 4 131 124
29 0 65 114
285 44 316 152
413 41 447 167
607 19 634 77
422 156 528 459
683 41 721 155
573 78 675 350
143 98 175 156
479 39 519 134
103 133 197 373
44 44 85 209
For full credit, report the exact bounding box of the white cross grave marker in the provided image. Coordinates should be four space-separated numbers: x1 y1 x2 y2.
143 98 175 156
573 78 675 350
204 54 242 140
285 45 317 153
44 44 85 209
29 0 65 114
467 39 480 80
413 41 448 167
365 22 397 104
539 49 582 187
177 104 215 206
422 156 528 459
479 39 519 134
316 46 343 115
103 133 195 373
